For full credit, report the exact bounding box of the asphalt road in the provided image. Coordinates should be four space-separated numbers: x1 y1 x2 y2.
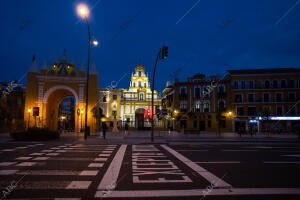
0 135 300 200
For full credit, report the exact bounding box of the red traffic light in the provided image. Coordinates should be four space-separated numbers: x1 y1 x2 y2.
146 109 151 118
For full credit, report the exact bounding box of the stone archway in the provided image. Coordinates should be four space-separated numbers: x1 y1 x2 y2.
42 85 79 132
24 55 98 133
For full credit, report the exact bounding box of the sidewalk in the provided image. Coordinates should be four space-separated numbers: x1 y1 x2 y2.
84 130 299 144
1 131 299 144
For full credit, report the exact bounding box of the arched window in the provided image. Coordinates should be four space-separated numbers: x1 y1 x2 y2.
139 94 144 100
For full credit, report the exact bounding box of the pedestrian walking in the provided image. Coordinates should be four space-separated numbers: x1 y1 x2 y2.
124 123 129 136
102 122 107 139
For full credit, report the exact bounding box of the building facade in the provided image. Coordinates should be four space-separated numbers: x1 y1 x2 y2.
0 82 25 133
163 68 300 134
119 64 161 129
98 87 123 127
228 68 300 133
162 73 232 133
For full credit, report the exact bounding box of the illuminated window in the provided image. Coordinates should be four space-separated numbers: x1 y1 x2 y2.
204 102 210 112
139 94 144 100
180 101 187 112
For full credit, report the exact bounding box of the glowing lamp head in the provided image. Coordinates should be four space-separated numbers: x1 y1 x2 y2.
77 4 89 18
28 109 32 113
92 39 99 46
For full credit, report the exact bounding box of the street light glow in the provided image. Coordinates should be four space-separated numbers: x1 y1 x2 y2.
92 39 99 46
77 4 89 18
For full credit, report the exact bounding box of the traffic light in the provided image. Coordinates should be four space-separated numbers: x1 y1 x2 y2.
146 109 151 118
161 45 168 59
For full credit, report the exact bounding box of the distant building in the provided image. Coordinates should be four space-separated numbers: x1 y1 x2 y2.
0 82 25 132
162 73 231 132
163 68 300 134
98 87 123 128
120 64 161 129
228 68 300 133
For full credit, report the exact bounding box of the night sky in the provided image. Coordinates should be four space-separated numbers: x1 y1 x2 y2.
1 0 300 92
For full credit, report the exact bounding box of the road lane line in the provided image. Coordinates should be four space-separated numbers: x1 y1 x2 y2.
97 144 127 190
95 188 300 198
17 170 79 176
177 150 209 152
161 144 232 188
283 154 300 157
195 161 240 164
222 150 259 152
264 161 300 164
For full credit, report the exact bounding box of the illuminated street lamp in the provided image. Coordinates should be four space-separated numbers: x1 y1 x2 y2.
27 109 32 129
77 3 93 140
228 111 232 116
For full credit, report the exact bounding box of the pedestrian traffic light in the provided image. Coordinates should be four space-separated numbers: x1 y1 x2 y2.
161 45 168 59
146 109 151 118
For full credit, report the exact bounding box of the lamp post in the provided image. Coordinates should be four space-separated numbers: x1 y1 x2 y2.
27 109 32 129
80 110 84 131
77 3 91 140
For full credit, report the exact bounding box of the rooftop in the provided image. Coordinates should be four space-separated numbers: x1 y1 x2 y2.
227 68 300 75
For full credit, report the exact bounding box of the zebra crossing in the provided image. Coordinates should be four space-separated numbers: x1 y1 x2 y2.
0 143 118 199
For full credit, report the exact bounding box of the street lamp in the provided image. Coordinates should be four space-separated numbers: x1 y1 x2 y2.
77 3 91 140
27 109 32 129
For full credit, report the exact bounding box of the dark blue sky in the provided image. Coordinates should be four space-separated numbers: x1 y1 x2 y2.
1 0 300 92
